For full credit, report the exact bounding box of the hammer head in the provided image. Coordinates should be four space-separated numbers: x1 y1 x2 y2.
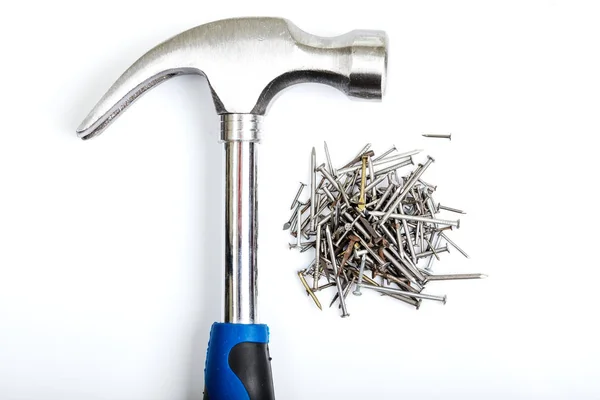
77 17 387 139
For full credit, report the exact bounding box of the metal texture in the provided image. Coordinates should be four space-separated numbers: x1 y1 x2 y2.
77 17 388 324
76 17 387 139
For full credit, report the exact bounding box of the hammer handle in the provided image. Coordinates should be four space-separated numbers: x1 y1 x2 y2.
204 323 275 400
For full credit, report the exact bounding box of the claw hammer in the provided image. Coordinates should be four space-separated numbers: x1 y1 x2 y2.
77 17 387 400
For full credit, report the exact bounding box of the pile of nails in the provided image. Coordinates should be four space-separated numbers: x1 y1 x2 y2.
284 143 485 317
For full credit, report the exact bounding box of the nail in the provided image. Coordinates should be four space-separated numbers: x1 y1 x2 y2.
283 201 301 230
422 133 451 140
357 156 368 211
342 143 372 169
379 223 398 247
325 225 350 317
324 141 335 177
372 145 397 161
374 158 413 177
310 147 317 231
296 206 302 246
373 179 395 211
338 149 421 174
367 155 376 199
351 270 420 307
358 283 447 304
290 182 307 210
320 185 336 202
382 248 423 283
424 273 487 282
369 210 460 229
362 173 389 194
395 222 405 260
425 232 442 270
424 235 440 261
313 224 321 289
402 218 417 264
298 271 322 310
437 203 465 214
353 252 368 296
439 232 470 259
313 282 336 292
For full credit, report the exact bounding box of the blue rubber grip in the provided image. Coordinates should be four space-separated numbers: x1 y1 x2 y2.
204 322 274 400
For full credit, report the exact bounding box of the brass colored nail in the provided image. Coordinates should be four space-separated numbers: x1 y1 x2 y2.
298 271 322 310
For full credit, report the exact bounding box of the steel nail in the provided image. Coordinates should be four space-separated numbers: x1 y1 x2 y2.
353 252 368 296
422 133 451 140
424 273 487 282
310 147 317 231
369 210 460 228
359 283 447 304
439 231 470 259
290 182 307 210
325 225 350 317
437 203 466 214
323 141 335 177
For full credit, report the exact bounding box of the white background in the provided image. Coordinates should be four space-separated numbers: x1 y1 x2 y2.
1 1 599 399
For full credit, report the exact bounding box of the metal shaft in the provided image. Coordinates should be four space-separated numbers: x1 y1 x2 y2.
223 114 261 324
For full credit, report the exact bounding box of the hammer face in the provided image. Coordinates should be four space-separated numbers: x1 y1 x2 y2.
76 17 387 140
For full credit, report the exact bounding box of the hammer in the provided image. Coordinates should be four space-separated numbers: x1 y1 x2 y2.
77 17 387 400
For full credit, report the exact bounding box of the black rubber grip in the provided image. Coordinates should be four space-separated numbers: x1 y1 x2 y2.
228 341 275 400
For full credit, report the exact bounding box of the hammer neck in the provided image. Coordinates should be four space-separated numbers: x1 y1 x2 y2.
220 113 262 143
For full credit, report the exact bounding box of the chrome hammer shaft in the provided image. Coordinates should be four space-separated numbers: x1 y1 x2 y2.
222 114 261 323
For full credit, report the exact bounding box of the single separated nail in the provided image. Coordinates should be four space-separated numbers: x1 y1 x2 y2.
422 133 451 140
437 203 466 214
